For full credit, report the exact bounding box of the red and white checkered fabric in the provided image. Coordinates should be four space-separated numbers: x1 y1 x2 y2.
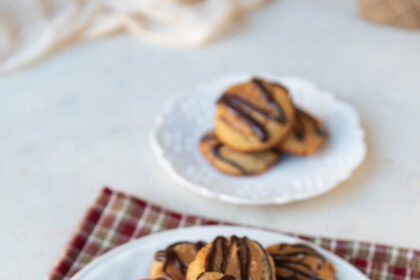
49 187 420 280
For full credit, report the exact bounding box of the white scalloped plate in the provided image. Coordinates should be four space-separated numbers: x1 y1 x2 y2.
149 73 366 205
72 226 369 280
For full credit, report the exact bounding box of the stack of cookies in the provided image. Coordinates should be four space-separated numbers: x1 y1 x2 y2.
146 235 336 280
199 78 327 176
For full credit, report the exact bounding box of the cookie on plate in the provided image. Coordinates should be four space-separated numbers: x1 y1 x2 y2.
215 78 295 152
186 236 275 280
199 131 279 176
266 243 336 280
150 241 206 280
277 109 327 156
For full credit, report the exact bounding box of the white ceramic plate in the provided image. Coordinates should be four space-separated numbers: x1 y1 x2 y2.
149 73 366 205
72 225 368 280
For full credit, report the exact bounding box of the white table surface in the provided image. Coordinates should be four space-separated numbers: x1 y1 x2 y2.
0 0 419 279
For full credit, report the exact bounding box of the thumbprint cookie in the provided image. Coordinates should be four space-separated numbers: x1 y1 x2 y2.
186 236 275 280
150 241 206 280
266 243 336 280
277 109 327 156
199 131 279 176
215 78 295 152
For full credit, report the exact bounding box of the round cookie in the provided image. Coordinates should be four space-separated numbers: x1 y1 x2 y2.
197 272 236 280
266 243 336 280
186 236 275 280
150 241 206 280
277 109 327 156
215 78 295 152
199 131 279 176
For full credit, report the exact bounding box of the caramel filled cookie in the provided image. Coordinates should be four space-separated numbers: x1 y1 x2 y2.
199 132 279 176
186 236 275 280
150 241 206 280
215 78 295 152
266 243 336 280
197 272 236 280
278 109 327 156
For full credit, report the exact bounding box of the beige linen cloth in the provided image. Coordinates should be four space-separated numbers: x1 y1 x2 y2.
0 0 266 74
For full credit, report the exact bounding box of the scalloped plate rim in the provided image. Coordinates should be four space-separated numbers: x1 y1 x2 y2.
71 225 369 280
149 73 367 205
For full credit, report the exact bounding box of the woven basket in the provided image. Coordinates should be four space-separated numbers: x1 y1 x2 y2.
359 0 420 29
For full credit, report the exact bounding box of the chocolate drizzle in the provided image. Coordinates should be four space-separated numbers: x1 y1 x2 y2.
233 236 251 280
293 113 305 141
205 236 272 280
205 236 228 272
217 78 289 142
293 110 327 141
201 133 249 175
219 275 236 280
269 244 327 280
155 241 206 280
218 95 268 141
211 144 249 175
255 240 274 280
196 241 207 251
251 78 287 124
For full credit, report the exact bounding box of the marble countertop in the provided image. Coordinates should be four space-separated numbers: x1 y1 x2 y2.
1 0 419 279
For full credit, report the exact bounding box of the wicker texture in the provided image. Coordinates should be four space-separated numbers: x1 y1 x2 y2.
359 0 420 29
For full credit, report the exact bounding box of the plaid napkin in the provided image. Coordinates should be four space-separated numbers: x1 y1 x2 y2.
49 187 420 280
